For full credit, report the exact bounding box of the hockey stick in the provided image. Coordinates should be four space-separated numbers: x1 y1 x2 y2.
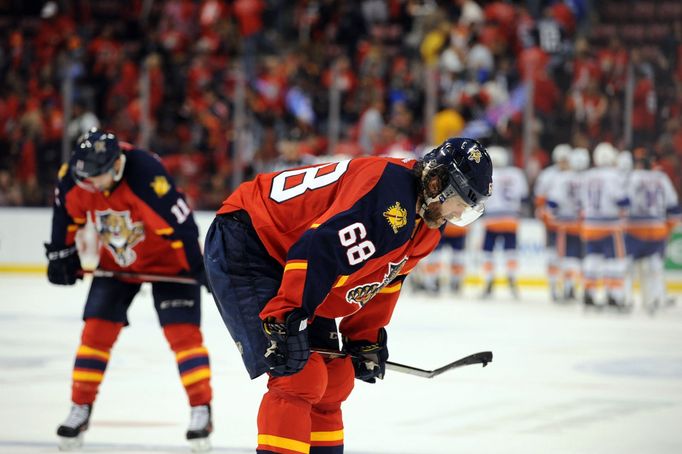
81 269 199 285
312 349 493 379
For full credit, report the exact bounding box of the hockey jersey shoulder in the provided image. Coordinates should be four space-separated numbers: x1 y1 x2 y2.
122 148 179 202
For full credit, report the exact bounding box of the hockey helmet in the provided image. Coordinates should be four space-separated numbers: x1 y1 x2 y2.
569 147 590 171
551 143 572 163
419 137 493 226
487 145 509 167
70 128 122 183
592 142 617 167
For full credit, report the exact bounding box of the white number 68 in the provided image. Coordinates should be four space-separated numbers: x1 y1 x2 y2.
338 222 376 266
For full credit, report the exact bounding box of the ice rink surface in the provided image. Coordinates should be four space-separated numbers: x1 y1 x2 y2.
1 274 682 454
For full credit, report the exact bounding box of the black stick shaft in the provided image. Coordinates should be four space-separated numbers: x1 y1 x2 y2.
312 349 493 378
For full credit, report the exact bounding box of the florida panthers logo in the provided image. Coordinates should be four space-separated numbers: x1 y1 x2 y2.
95 209 145 267
346 257 408 308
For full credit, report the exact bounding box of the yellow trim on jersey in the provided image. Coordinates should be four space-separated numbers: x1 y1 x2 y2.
284 262 308 272
175 347 208 362
310 223 321 228
77 345 110 361
170 240 184 249
67 224 80 232
310 429 344 442
155 227 174 235
379 282 402 294
72 371 104 382
181 368 211 386
73 217 87 224
257 434 310 453
334 275 349 288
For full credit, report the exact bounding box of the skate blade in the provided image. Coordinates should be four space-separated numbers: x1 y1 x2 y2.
189 437 212 453
58 434 84 451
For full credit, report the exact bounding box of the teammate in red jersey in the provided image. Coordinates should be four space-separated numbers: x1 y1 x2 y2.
204 137 493 453
45 129 213 452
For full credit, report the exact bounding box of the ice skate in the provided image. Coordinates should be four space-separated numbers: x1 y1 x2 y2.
449 279 461 294
480 281 493 299
187 405 213 452
57 403 91 451
583 293 600 310
607 295 632 313
508 276 519 300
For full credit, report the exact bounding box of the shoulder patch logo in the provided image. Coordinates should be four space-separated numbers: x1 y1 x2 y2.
468 146 482 164
95 209 145 267
150 176 171 197
383 202 407 234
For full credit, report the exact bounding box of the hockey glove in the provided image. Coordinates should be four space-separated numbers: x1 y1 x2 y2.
45 243 82 285
343 328 389 383
262 310 310 376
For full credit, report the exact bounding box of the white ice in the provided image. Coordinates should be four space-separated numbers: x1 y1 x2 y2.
1 274 682 454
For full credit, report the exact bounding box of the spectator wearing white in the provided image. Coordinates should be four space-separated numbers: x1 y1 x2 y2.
67 101 100 144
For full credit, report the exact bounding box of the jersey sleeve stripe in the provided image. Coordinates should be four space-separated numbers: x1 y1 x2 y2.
333 275 349 288
155 227 174 235
284 261 308 272
379 282 402 294
170 240 183 249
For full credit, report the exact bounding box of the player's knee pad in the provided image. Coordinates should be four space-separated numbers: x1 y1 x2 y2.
268 354 328 405
81 318 123 350
163 323 203 351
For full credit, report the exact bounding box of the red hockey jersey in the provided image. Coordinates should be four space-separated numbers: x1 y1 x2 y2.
218 157 442 341
50 145 203 280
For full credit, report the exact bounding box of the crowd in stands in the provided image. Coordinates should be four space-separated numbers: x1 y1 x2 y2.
1 0 681 209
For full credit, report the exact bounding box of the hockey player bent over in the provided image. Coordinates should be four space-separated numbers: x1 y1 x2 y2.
45 129 213 451
204 137 493 453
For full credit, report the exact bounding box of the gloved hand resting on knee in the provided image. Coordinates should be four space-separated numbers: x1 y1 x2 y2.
343 328 389 383
262 310 310 376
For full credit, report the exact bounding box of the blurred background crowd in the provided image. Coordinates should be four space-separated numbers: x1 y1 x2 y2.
1 0 682 210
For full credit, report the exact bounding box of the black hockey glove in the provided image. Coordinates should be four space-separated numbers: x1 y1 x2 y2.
262 310 310 376
343 328 389 383
44 243 82 285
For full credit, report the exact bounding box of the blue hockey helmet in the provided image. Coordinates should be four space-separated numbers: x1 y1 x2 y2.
419 137 493 226
70 128 121 183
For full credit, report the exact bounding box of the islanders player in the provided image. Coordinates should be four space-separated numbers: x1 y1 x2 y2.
535 144 571 301
625 148 681 312
546 147 589 301
480 145 529 299
580 142 629 308
204 138 493 453
45 129 213 451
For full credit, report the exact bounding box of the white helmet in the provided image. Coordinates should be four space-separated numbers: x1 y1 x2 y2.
552 143 571 163
593 142 618 167
569 148 590 171
487 145 509 167
617 150 633 172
